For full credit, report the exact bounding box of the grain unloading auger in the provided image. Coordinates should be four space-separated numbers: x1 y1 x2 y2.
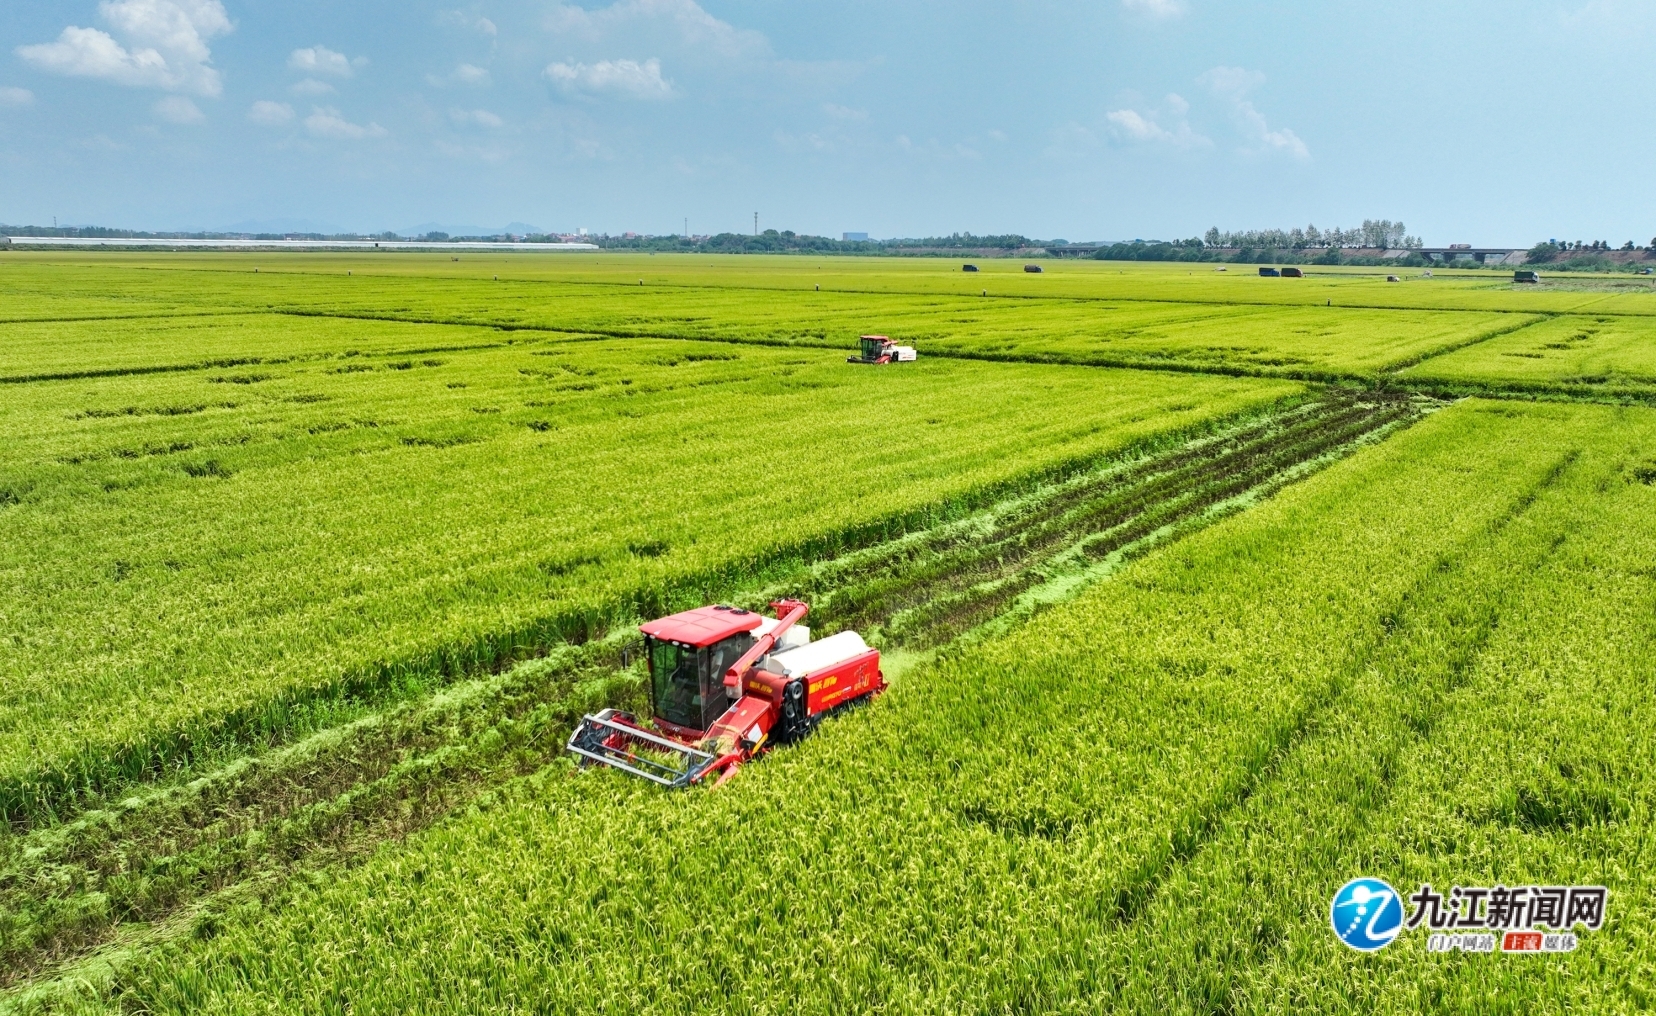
566 599 885 788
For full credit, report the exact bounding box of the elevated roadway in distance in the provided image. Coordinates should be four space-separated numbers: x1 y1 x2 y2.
2 237 600 252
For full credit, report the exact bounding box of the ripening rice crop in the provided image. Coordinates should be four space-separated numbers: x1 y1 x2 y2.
0 318 1298 818
9 251 1656 316
1090 408 1656 1013
1399 313 1656 395
91 399 1656 1015
6 252 1654 1014
0 313 519 381
0 255 1609 384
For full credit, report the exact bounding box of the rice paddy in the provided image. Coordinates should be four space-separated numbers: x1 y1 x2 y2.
0 250 1650 1014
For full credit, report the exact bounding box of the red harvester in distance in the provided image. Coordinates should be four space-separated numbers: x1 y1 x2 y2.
566 599 884 787
847 334 917 364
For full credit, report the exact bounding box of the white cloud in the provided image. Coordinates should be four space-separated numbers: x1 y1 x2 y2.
247 99 293 124
545 0 768 63
1044 122 1098 159
1122 0 1185 18
17 0 232 97
435 139 512 163
1199 65 1264 98
290 78 335 96
1199 66 1308 159
893 133 982 161
1106 109 1164 141
450 107 503 127
153 94 202 122
437 11 498 36
429 63 491 87
0 87 34 107
822 102 866 121
304 105 386 140
288 46 360 78
1104 93 1208 148
546 58 672 99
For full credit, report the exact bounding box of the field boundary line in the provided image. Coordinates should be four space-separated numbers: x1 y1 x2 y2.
1388 377 1656 406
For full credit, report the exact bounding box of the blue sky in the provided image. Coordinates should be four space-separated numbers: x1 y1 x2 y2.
1 0 1652 244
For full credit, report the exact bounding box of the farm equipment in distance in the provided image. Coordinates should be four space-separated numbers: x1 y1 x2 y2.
848 334 917 364
566 599 885 788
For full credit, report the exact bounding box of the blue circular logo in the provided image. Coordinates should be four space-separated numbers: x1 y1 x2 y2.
1330 878 1404 951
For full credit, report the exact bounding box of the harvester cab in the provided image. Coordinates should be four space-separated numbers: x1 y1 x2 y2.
848 334 917 364
567 600 884 788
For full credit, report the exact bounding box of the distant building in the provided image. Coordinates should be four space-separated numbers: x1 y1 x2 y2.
842 232 869 241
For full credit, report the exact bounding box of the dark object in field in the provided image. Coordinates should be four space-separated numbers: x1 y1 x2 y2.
1387 275 1401 282
567 600 884 788
848 334 916 364
962 264 979 272
1514 270 1541 283
1259 267 1281 277
1281 267 1303 278
1023 264 1043 273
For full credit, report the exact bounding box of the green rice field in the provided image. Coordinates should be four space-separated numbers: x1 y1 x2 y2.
1 251 1652 1014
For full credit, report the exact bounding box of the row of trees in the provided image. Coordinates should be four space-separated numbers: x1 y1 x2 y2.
1085 240 1434 267
1203 220 1423 251
1525 240 1656 264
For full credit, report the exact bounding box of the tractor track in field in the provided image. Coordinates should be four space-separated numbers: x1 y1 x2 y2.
0 389 1434 1002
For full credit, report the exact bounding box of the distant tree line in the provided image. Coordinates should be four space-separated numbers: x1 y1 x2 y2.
1523 239 1656 272
1203 220 1423 250
9 221 1651 272
1086 239 1435 267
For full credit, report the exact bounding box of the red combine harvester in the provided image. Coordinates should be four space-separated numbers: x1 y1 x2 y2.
847 334 917 364
566 599 884 788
